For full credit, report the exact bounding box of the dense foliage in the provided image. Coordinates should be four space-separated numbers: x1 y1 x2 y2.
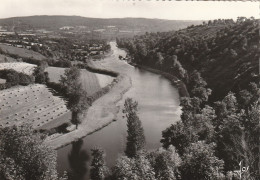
23 57 72 68
117 17 258 102
123 98 146 158
0 125 67 180
116 17 259 179
181 141 224 180
33 61 49 84
90 148 108 180
60 66 91 128
0 69 34 89
112 153 156 180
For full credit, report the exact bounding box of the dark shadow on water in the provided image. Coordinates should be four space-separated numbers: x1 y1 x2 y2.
68 139 89 180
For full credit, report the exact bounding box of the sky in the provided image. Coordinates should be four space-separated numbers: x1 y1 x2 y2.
0 0 259 20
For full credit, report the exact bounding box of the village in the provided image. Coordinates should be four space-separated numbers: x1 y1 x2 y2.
0 25 113 62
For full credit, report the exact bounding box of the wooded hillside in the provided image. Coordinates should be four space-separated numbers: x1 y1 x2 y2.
117 17 259 102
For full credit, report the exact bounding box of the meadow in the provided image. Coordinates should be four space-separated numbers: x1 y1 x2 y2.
0 62 36 75
0 44 46 60
0 54 17 62
46 67 114 95
0 84 71 130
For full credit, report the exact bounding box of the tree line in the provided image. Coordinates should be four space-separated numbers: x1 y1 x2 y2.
116 17 258 102
115 17 259 179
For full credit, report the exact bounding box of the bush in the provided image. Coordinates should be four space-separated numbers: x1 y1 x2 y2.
0 69 34 88
0 125 62 179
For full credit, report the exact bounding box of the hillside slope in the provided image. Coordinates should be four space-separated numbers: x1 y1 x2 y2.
0 15 202 32
0 44 46 61
117 18 259 101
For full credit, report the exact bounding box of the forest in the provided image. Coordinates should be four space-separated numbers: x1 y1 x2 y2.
0 17 259 180
115 17 259 179
117 17 258 102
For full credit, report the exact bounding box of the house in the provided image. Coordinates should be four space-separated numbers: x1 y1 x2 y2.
16 45 23 48
90 51 99 55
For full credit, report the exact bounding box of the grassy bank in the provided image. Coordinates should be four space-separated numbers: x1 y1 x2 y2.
44 74 131 149
44 59 132 149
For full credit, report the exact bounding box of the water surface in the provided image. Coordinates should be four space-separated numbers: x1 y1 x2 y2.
57 42 181 179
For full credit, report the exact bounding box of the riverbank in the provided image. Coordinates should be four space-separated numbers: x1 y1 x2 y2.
129 62 189 98
45 74 131 149
44 57 132 149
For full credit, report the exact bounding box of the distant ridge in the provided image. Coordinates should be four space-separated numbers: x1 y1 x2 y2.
0 15 203 32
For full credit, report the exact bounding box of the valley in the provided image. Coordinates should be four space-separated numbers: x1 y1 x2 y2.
0 11 258 180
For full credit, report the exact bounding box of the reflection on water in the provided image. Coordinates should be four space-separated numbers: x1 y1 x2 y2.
57 42 181 180
67 140 89 180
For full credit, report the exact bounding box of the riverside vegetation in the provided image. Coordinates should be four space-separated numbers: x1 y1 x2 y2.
84 18 259 180
114 17 259 179
0 17 259 180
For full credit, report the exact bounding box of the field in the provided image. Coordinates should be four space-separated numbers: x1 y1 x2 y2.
80 69 101 95
0 44 46 60
95 73 114 88
0 62 36 75
0 78 6 84
46 67 114 95
0 54 17 62
0 84 71 130
45 67 66 83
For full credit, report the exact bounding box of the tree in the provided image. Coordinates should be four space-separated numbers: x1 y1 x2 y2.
188 70 211 102
60 66 81 95
161 121 197 156
31 45 40 52
181 141 224 180
123 98 146 158
60 66 90 128
67 89 90 129
90 148 108 180
6 71 19 85
194 105 215 141
112 153 156 180
156 52 164 69
0 125 65 180
216 103 260 179
0 157 24 180
148 146 182 180
0 69 34 87
33 61 49 84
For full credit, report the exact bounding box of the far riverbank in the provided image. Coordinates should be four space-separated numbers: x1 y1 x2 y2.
129 62 189 98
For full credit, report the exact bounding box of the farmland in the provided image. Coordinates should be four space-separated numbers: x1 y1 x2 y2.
0 84 71 130
46 66 114 95
0 62 36 75
45 66 66 83
0 54 17 62
80 69 101 95
96 73 114 88
0 44 46 60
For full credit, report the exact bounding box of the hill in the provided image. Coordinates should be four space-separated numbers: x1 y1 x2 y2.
117 18 260 179
0 15 203 32
0 44 46 61
117 18 259 102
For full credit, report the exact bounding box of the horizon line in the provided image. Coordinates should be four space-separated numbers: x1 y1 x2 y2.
0 14 256 21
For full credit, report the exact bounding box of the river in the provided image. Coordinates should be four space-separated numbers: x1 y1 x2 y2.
57 42 181 179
